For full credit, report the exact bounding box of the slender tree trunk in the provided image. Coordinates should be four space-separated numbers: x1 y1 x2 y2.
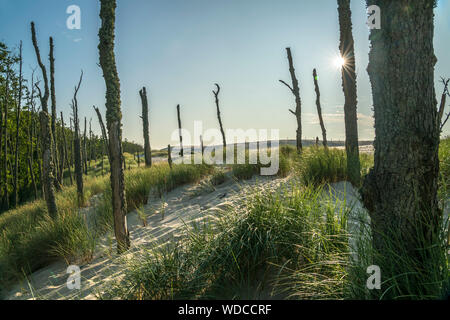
337 0 360 186
313 69 327 148
93 105 109 162
176 104 183 157
98 0 130 254
28 75 38 200
213 84 226 149
83 116 88 175
280 48 302 152
71 72 84 204
61 112 73 185
200 135 204 156
49 37 61 191
3 73 9 210
139 87 152 167
13 41 23 207
168 144 173 169
362 0 441 298
31 22 58 218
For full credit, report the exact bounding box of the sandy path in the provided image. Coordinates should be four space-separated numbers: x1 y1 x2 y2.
5 174 289 300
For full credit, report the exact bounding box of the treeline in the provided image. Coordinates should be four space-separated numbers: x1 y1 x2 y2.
0 41 142 212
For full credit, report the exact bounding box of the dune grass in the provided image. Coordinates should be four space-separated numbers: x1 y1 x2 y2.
0 161 213 292
103 183 351 300
299 147 373 187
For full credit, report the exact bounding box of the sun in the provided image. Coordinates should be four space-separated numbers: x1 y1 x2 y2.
334 55 346 69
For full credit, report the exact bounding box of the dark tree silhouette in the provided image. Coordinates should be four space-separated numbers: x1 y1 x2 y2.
71 71 84 204
139 87 152 167
213 84 226 149
313 69 327 148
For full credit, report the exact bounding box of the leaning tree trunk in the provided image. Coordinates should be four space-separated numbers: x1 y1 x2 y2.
31 22 58 218
93 105 109 162
71 72 84 204
337 0 360 186
213 84 227 149
362 0 441 298
139 87 152 167
280 48 302 152
176 104 183 157
313 69 327 148
98 0 130 254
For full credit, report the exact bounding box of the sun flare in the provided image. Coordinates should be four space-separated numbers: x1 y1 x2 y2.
334 56 346 68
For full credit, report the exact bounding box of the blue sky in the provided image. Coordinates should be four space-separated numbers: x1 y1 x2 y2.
1 0 449 149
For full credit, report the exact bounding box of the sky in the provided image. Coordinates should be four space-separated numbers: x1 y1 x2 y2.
0 0 449 149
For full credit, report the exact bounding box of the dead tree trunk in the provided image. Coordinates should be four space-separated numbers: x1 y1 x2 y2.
31 22 58 218
437 78 449 132
49 37 61 191
362 0 441 298
2 73 9 210
61 112 73 185
13 41 23 207
200 135 204 156
176 104 183 157
28 72 38 199
313 69 327 148
99 0 130 254
168 144 173 169
280 48 302 152
93 105 109 162
83 117 88 175
71 72 84 205
213 84 226 149
139 87 152 167
337 0 360 186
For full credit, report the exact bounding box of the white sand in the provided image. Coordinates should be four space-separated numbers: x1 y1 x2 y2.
4 174 289 300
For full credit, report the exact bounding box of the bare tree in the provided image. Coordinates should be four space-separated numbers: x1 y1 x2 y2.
177 104 183 157
337 0 360 186
437 78 450 132
213 84 226 149
12 41 23 207
60 112 73 185
139 87 152 167
280 47 302 152
2 72 9 209
71 71 84 204
168 144 173 169
83 116 88 175
313 69 327 148
98 0 130 253
49 37 61 191
31 22 58 218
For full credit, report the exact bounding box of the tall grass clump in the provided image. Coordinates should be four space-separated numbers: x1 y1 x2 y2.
104 184 351 300
300 147 373 187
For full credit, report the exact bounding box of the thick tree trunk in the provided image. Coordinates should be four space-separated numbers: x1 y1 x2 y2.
362 0 441 297
139 87 152 167
31 22 58 218
98 0 130 254
280 48 302 152
337 0 360 186
313 69 327 148
213 84 226 149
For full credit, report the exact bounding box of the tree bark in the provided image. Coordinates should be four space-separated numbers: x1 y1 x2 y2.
168 144 173 169
139 87 152 167
313 69 327 148
280 48 302 152
362 0 441 297
337 0 361 186
49 37 61 191
98 0 130 254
